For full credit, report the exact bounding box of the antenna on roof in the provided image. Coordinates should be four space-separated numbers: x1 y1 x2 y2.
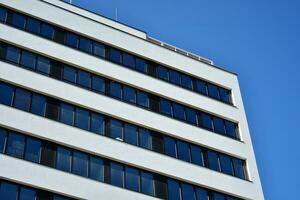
115 8 118 21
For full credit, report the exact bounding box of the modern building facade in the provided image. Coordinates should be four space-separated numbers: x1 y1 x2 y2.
0 0 264 199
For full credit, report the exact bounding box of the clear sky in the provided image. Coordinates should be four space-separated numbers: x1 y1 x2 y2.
67 0 300 199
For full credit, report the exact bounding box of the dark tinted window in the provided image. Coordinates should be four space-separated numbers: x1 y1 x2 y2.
91 113 104 135
208 84 220 100
190 145 204 166
14 88 31 111
123 86 136 104
213 193 226 200
0 182 18 200
219 154 233 175
19 187 36 200
0 129 7 153
56 146 72 172
20 51 36 70
6 132 25 158
25 138 41 163
45 98 60 120
201 113 213 130
125 167 139 192
26 18 40 34
186 108 197 125
123 53 135 69
160 99 172 116
79 37 92 53
177 141 190 162
65 33 78 48
136 58 147 73
60 103 74 126
207 151 220 171
75 108 90 130
139 129 151 150
167 179 180 200
196 80 207 95
109 119 123 140
170 70 181 85
110 162 124 187
181 183 194 200
213 117 225 135
93 42 105 58
30 94 46 116
77 70 91 88
109 48 122 64
63 66 77 83
41 23 54 39
232 158 246 179
110 82 122 99
92 76 105 93
181 74 193 89
137 91 148 108
157 66 169 81
164 136 176 158
89 156 104 182
37 56 50 75
141 172 154 196
0 83 14 106
72 151 89 177
0 7 7 22
124 124 138 145
225 121 237 139
196 188 209 200
219 88 231 103
11 13 26 29
173 103 185 120
6 46 21 64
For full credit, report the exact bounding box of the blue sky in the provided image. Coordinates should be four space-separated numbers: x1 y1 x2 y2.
68 0 300 199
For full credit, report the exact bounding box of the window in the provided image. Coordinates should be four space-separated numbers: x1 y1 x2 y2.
196 80 207 95
14 88 31 111
63 66 77 83
137 91 148 108
60 103 75 126
0 43 5 59
207 151 220 171
124 124 138 145
6 132 25 158
93 42 105 58
151 134 164 153
0 83 14 106
109 119 123 140
200 113 213 130
186 108 197 125
53 196 68 200
157 66 169 81
123 86 136 104
11 13 26 29
232 158 246 179
77 70 91 88
190 145 204 166
225 121 237 139
136 58 147 73
110 82 122 99
181 183 194 200
177 141 190 162
20 51 36 70
92 76 105 93
25 138 41 163
45 98 60 120
91 113 105 135
0 129 7 153
37 56 50 75
0 7 7 22
0 182 18 200
167 179 180 200
154 176 167 199
123 53 135 69
6 46 21 64
213 117 225 135
141 172 154 196
125 167 139 192
170 70 181 85
160 99 172 116
19 187 36 200
109 48 122 64
26 18 40 34
75 108 90 130
110 162 124 187
164 136 176 158
181 74 193 89
30 94 46 116
208 84 220 100
40 142 56 168
41 23 54 39
173 103 185 120
213 193 226 200
139 128 151 150
89 156 104 182
56 146 72 172
79 37 92 53
72 151 89 177
195 188 209 200
65 33 78 48
219 154 233 175
219 88 231 103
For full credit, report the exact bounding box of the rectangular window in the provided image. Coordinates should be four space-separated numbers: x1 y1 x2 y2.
195 188 209 200
0 43 5 59
136 58 148 73
54 27 66 43
92 76 105 93
49 61 63 80
157 66 169 81
41 23 54 39
181 183 194 200
109 48 122 64
141 172 154 196
123 86 136 104
0 129 7 153
200 113 213 130
79 37 92 53
160 99 172 116
26 17 40 34
63 66 77 83
181 74 193 89
139 128 152 150
124 124 138 145
177 141 190 162
151 134 164 153
123 53 135 69
213 117 225 135
6 132 25 158
40 142 56 168
0 83 15 106
13 88 31 111
45 98 60 121
110 81 122 99
11 13 26 29
93 42 106 58
219 154 234 176
37 56 50 75
77 70 91 89
170 70 181 85
207 151 220 171
30 94 46 116
110 162 124 187
109 119 123 141
125 167 140 192
0 182 18 200
25 138 41 163
65 33 79 48
232 158 246 179
6 46 21 64
19 187 36 200
208 83 220 100
196 80 207 95
164 136 177 158
219 88 231 103
190 145 204 166
186 108 197 125
137 91 148 108
225 121 238 139
0 7 7 22
60 103 75 126
91 113 105 135
173 103 185 120
213 193 226 200
56 146 72 172
72 151 89 177
154 176 167 199
75 108 90 130
167 179 180 200
20 51 36 70
89 156 104 182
